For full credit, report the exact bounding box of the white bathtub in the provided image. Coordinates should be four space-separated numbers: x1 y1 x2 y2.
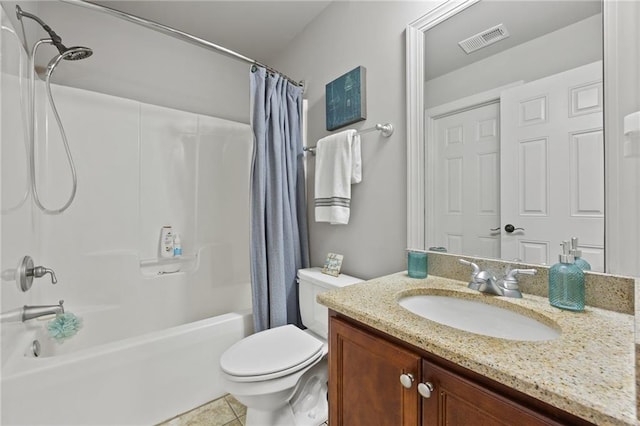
1 309 253 426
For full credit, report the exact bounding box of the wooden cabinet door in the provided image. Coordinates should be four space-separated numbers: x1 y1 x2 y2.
329 317 421 426
421 359 564 426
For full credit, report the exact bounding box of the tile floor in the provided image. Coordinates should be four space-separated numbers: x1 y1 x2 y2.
158 395 330 426
159 395 246 426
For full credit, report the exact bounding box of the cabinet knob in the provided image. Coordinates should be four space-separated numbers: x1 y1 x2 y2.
399 373 415 389
418 382 434 398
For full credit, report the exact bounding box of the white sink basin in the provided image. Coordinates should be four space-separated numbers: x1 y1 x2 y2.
398 295 560 341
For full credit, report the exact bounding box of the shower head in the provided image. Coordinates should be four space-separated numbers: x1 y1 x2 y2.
59 46 93 61
16 5 93 61
46 47 94 76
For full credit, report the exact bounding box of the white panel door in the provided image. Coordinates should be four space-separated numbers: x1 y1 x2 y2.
500 61 604 270
433 102 500 258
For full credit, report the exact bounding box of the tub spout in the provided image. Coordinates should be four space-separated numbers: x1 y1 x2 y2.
22 300 64 321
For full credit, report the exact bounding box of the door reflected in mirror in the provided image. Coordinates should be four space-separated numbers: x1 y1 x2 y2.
423 0 604 270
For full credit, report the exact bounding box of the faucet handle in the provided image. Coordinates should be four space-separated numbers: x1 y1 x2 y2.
16 256 58 292
503 268 537 288
31 266 58 284
459 259 480 279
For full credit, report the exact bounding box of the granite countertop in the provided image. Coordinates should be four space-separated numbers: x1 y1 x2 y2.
318 272 636 426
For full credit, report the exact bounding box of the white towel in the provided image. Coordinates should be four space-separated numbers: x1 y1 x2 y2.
314 129 362 224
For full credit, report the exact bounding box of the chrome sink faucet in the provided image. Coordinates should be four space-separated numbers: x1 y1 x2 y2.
459 259 536 299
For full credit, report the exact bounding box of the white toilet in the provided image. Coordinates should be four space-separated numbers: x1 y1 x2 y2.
220 267 362 426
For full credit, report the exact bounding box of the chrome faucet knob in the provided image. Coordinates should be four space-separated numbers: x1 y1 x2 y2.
503 268 537 288
497 268 537 298
16 256 58 291
459 259 480 279
31 266 58 284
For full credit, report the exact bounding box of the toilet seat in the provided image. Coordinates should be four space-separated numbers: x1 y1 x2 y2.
220 325 324 383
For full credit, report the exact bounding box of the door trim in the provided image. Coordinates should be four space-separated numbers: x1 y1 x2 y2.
406 0 480 250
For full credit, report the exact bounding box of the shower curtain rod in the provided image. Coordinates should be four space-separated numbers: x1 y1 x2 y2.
59 0 304 88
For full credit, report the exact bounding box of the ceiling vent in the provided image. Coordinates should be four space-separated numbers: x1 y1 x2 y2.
458 24 510 54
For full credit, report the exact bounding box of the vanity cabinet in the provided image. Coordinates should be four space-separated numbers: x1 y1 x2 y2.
329 315 593 426
329 315 421 425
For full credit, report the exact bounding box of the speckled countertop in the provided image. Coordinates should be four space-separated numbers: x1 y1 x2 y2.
318 272 636 426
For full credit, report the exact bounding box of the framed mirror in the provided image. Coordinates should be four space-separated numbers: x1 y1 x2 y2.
406 0 621 272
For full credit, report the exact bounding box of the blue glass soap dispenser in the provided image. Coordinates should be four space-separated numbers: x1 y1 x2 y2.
569 237 591 271
549 241 585 311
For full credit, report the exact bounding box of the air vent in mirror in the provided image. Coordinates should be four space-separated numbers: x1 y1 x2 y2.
458 23 510 54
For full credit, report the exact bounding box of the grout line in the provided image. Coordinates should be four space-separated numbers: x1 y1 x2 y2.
224 398 240 424
224 397 238 417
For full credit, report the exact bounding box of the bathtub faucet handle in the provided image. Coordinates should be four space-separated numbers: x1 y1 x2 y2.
31 266 58 284
17 256 59 292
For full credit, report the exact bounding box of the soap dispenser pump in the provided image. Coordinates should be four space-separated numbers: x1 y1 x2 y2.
549 241 585 312
569 237 591 271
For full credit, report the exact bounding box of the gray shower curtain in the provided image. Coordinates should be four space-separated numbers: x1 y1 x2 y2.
250 66 310 332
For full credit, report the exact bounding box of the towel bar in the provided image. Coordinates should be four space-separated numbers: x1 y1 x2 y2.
304 123 393 155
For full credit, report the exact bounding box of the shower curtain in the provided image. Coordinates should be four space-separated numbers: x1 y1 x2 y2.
250 66 310 332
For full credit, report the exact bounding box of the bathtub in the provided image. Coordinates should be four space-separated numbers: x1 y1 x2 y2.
1 308 253 425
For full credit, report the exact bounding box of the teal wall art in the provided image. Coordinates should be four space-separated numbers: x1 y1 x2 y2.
325 66 367 131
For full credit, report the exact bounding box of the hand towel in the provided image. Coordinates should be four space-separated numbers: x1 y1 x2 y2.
314 129 362 224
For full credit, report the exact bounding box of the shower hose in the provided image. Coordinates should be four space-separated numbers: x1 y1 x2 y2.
28 39 78 214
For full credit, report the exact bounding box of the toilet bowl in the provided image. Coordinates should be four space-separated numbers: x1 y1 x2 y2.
220 268 362 426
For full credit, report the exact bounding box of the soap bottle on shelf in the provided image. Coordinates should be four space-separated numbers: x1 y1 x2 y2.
569 237 591 271
548 241 585 312
160 226 174 259
173 233 182 257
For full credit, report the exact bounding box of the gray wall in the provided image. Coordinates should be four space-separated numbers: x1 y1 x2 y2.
271 2 438 280
2 1 249 122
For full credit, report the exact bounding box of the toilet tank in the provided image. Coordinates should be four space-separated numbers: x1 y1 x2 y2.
297 267 363 340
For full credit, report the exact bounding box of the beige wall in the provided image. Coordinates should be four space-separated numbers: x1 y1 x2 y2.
272 2 438 279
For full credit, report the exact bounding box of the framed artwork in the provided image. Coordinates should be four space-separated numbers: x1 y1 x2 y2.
325 66 366 131
322 253 344 277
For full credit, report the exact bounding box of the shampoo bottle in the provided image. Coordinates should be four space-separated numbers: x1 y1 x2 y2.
160 226 174 258
173 233 182 257
549 241 585 311
569 237 591 271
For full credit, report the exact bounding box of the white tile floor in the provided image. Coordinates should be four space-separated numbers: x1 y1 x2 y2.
158 395 329 426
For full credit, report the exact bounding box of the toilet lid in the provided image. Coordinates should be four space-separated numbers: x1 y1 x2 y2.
220 325 324 380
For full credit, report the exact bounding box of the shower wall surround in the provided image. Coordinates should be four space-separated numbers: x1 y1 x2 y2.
1 76 253 318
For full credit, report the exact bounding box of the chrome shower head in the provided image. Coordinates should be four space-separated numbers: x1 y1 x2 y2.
46 47 93 76
16 5 93 61
60 46 93 61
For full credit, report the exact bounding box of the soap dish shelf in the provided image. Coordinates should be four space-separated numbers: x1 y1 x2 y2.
139 255 197 276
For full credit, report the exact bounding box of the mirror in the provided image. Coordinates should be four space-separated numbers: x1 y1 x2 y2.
408 0 605 271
